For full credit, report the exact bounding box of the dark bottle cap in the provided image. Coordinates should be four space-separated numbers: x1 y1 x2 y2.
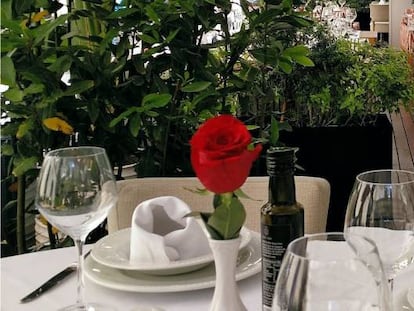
266 147 298 176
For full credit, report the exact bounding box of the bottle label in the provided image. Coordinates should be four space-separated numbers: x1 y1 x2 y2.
261 223 292 309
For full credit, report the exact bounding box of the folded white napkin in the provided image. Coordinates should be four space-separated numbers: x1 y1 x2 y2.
129 196 211 264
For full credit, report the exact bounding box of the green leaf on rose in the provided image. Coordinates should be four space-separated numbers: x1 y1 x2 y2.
207 195 246 240
234 188 259 201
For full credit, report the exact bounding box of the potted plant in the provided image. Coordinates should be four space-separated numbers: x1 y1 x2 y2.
1 0 312 254
266 23 414 231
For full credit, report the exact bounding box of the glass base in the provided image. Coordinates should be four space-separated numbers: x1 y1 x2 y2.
58 303 117 311
57 303 164 311
129 307 164 311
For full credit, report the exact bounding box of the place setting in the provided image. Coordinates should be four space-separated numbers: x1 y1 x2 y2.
85 195 261 293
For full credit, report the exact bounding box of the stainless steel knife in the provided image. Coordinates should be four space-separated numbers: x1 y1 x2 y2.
20 265 76 303
20 250 91 303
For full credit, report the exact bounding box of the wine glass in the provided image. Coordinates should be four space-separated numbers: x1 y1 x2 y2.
272 232 391 311
36 146 118 311
344 169 414 307
338 0 346 7
345 7 357 29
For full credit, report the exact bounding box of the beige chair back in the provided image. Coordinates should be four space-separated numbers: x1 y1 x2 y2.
107 176 330 234
369 2 389 33
369 2 389 22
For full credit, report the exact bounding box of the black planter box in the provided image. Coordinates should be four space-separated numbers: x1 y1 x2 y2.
277 115 393 232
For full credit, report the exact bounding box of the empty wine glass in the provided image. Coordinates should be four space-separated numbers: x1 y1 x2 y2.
344 170 414 278
36 146 118 311
272 232 391 311
345 7 357 29
344 169 414 308
338 0 346 7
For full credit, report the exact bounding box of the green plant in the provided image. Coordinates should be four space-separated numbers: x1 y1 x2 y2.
1 0 312 177
344 0 371 11
1 0 312 254
271 24 414 127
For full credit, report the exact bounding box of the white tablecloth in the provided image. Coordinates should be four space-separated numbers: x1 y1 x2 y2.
1 245 262 311
2 244 413 310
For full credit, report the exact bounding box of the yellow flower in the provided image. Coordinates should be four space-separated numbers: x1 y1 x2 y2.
32 10 49 23
21 10 49 29
43 117 74 135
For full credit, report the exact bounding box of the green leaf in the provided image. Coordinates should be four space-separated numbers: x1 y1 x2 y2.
1 56 16 87
165 29 180 43
47 55 72 73
63 80 94 96
238 65 260 82
279 58 293 74
142 93 171 108
109 108 136 127
181 81 212 93
16 118 34 139
283 45 309 56
12 157 38 177
4 87 24 102
129 113 141 137
200 212 222 240
144 110 159 117
192 89 216 106
32 14 69 46
250 48 281 66
234 188 259 201
1 0 12 20
1 144 14 156
138 33 158 44
269 116 279 146
207 196 246 240
282 46 314 67
110 57 126 74
24 83 44 95
87 100 99 123
294 55 314 67
145 6 160 24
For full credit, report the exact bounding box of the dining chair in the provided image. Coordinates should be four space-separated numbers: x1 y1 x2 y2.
107 176 330 234
369 2 389 34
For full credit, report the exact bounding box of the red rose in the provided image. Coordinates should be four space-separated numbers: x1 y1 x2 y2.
190 115 262 194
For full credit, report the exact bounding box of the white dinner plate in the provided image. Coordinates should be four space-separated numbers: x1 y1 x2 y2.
91 226 251 275
85 232 261 293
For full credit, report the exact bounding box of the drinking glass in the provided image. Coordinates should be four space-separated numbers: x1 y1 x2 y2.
272 232 391 311
344 169 414 308
36 146 118 311
345 7 357 29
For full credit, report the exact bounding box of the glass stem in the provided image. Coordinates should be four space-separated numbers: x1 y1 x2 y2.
388 278 394 292
75 239 86 306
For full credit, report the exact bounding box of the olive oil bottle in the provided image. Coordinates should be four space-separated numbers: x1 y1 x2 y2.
261 147 304 310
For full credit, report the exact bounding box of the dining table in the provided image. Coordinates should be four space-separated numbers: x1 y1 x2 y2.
1 243 262 311
1 240 414 311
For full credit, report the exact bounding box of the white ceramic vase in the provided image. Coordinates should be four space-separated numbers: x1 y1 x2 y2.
208 237 247 311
